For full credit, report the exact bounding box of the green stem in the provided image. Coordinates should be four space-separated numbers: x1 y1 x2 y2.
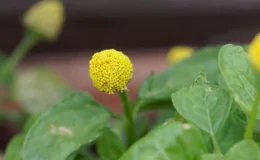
119 90 135 147
0 29 41 85
244 89 260 139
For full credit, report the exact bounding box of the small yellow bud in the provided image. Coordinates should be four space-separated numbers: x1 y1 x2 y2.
248 33 260 72
167 46 194 64
23 0 65 41
89 49 134 94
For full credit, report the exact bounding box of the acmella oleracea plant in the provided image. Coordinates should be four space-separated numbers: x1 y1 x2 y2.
3 0 260 159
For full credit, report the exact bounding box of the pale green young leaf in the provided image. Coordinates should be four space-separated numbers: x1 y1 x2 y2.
12 67 71 114
218 44 259 117
171 74 232 134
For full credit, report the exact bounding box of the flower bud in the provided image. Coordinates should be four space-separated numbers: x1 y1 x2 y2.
23 0 65 41
248 33 260 72
167 46 194 64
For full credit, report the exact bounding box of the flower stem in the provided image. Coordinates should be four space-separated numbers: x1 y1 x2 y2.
119 90 135 147
0 29 41 85
244 89 260 139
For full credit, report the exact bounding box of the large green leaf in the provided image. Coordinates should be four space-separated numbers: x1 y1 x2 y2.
134 46 222 113
97 128 125 160
5 134 25 160
23 91 110 160
224 140 260 160
12 67 71 114
118 120 206 160
218 44 259 117
171 74 232 134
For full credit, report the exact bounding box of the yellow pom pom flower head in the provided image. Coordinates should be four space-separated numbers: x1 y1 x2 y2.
23 0 65 42
248 33 260 73
89 49 134 94
168 46 194 64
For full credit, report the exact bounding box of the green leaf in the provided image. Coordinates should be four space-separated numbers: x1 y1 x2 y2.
109 119 125 141
134 46 222 113
217 73 228 89
23 114 41 133
224 140 260 160
152 108 175 128
109 114 151 145
200 130 214 153
171 74 232 134
201 154 221 160
109 114 151 148
5 134 25 160
254 119 260 133
218 44 259 117
118 120 206 160
252 120 260 142
66 145 96 160
134 114 150 139
216 103 246 154
12 67 71 114
97 128 125 160
23 91 111 160
66 151 78 160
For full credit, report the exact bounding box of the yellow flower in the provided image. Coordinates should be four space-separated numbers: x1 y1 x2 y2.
248 33 260 72
167 46 194 64
89 49 133 94
23 0 65 41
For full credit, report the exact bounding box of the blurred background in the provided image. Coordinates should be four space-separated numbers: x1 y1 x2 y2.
2 0 260 52
0 0 260 152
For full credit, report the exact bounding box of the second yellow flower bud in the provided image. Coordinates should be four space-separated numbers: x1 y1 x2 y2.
23 0 65 41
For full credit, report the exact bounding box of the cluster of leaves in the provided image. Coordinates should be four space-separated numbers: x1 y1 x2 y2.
5 44 260 160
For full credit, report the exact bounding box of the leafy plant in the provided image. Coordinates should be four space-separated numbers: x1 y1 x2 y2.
3 0 260 160
5 42 260 160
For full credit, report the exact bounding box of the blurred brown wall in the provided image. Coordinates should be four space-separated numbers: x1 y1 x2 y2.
1 0 260 53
